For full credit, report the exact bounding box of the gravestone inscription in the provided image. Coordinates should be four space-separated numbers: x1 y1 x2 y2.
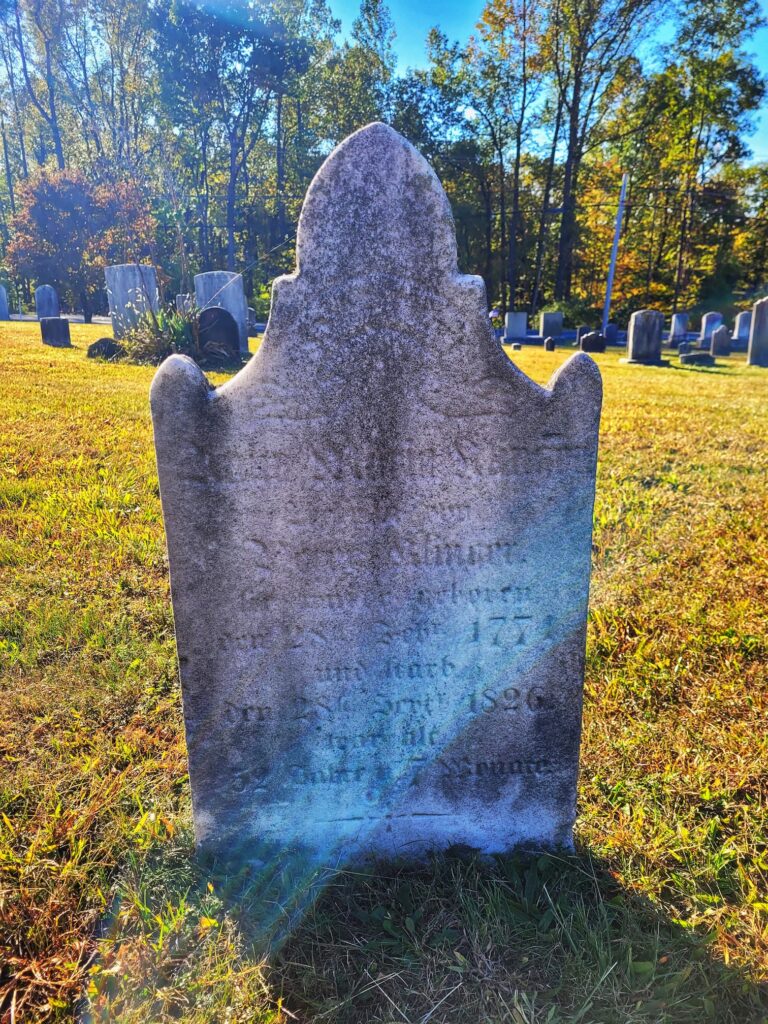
747 297 768 367
151 123 603 871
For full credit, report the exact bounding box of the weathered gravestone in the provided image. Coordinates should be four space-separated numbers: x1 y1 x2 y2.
710 324 731 356
194 271 249 356
747 297 768 367
504 311 527 341
35 285 59 319
733 310 752 351
539 311 563 338
151 124 603 873
668 312 688 347
0 284 9 320
699 311 723 348
105 264 160 339
623 309 665 365
544 336 556 351
580 332 606 353
40 317 71 347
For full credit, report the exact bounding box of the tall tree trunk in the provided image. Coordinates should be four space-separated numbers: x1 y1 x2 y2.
530 96 563 315
554 69 582 301
226 139 237 271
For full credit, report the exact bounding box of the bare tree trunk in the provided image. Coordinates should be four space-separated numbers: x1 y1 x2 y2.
530 96 563 315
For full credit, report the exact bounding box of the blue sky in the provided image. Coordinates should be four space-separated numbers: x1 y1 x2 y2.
332 0 768 162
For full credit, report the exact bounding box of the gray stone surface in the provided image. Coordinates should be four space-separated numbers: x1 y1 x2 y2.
604 323 618 345
35 285 59 319
580 332 606 353
0 284 9 320
669 312 688 345
40 316 71 347
105 264 159 339
539 311 563 338
504 311 527 340
733 310 752 350
194 271 249 355
151 123 602 872
710 324 731 356
624 309 664 364
699 311 723 346
747 297 768 367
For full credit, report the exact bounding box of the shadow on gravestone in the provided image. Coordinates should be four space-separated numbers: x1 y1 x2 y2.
150 123 602 943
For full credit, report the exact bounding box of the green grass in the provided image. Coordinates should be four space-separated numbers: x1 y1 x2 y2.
1 321 767 1022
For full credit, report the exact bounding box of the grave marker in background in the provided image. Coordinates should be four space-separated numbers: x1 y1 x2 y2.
624 309 664 365
40 317 71 347
105 264 160 339
733 311 752 350
194 271 249 356
669 313 688 346
35 285 59 320
503 311 527 341
747 297 768 367
710 324 731 356
0 285 8 320
699 311 723 348
539 311 563 338
151 124 602 876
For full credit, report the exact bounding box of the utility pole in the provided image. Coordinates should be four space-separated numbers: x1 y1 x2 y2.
601 172 628 336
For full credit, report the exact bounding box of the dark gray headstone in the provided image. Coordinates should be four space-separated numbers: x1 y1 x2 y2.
680 350 715 366
604 323 618 345
747 297 768 367
699 311 723 347
539 311 563 338
580 332 606 353
196 306 241 364
544 337 556 351
150 123 603 872
40 317 71 347
710 324 731 356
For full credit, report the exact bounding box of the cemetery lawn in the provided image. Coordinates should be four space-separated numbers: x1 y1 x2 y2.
2 319 768 1024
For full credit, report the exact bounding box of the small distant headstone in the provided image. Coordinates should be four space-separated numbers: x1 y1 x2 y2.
668 312 688 347
105 264 160 339
510 342 522 351
747 297 768 367
247 307 259 335
0 284 9 320
196 306 241 364
733 310 751 351
504 311 527 341
176 293 194 314
194 271 249 356
40 317 71 347
539 311 563 338
604 323 618 345
680 350 715 366
87 337 124 360
698 311 723 348
678 340 693 354
150 124 603 873
544 336 556 351
623 309 665 365
580 332 606 353
710 324 731 356
35 285 59 320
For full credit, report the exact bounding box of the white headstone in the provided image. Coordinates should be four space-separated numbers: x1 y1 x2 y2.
0 284 9 320
150 123 602 875
194 271 249 356
699 311 723 345
624 309 664 364
669 312 688 343
503 312 527 340
35 285 59 319
733 310 752 349
747 297 768 367
539 311 563 338
105 264 160 339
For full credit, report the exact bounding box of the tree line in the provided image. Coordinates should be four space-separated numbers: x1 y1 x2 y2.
0 0 765 322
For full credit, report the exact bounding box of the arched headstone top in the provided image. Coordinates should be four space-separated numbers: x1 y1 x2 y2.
295 122 458 284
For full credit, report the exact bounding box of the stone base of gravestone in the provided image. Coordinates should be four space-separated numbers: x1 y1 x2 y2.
196 306 242 365
40 317 71 347
680 350 715 366
580 332 606 353
544 337 556 351
87 337 125 360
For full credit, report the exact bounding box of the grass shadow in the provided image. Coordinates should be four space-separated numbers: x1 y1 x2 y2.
87 840 768 1023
